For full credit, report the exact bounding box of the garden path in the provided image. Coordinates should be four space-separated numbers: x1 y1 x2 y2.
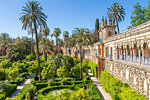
9 75 33 98
88 70 112 100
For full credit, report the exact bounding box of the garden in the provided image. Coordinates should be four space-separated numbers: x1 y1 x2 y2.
0 53 100 100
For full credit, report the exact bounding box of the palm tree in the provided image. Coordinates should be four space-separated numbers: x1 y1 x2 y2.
63 31 69 55
52 28 61 54
0 33 10 56
39 37 53 61
107 3 125 33
72 28 94 78
20 1 47 80
28 28 34 53
42 26 50 38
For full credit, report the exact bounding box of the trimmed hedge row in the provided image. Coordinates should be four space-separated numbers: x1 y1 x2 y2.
10 77 25 85
100 71 147 100
37 80 100 100
0 84 17 100
37 84 87 100
88 60 98 78
6 84 30 100
88 80 101 100
36 81 85 90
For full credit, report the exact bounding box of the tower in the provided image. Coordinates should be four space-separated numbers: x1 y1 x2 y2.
99 17 116 43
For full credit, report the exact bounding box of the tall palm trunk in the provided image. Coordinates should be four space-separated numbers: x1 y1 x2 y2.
116 17 120 33
79 45 83 79
56 37 58 54
69 48 71 56
34 19 41 81
43 46 47 62
31 30 33 53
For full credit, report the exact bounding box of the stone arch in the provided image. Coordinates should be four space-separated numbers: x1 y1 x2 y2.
144 43 150 65
108 31 112 37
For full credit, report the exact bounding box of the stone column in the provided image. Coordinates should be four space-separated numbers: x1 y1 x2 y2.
126 48 128 62
141 47 145 65
133 48 135 64
139 47 141 64
130 48 133 63
120 49 122 60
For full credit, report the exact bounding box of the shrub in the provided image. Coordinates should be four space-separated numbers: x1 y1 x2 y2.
28 64 38 76
47 79 53 87
61 78 68 85
57 66 69 78
74 58 80 65
63 55 74 70
6 84 36 100
0 60 11 68
25 84 36 100
7 68 19 80
41 65 55 79
0 84 17 100
12 60 28 73
26 53 36 61
0 68 6 80
71 66 81 78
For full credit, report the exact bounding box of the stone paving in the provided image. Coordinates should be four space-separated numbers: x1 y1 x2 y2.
88 70 112 100
9 75 33 98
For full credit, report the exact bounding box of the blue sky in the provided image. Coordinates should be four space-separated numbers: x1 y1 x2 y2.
0 0 148 40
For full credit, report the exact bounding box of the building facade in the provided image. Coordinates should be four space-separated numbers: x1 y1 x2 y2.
63 18 150 99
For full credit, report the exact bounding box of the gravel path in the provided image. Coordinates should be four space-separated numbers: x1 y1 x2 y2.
88 70 112 100
9 76 33 98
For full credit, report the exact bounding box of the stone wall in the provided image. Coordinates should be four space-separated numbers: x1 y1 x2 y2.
105 58 150 99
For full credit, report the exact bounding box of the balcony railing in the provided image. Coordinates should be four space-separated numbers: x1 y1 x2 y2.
144 57 150 65
135 56 139 64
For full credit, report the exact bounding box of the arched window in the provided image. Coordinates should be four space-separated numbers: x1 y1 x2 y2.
108 31 112 37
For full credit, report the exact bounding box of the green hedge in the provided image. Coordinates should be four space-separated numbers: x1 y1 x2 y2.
37 84 87 100
0 84 17 100
88 60 98 78
10 77 25 85
100 71 147 100
36 80 84 90
8 84 30 100
88 80 101 100
37 80 100 100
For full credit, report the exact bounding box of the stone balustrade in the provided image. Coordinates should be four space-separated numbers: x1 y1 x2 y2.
105 58 150 99
105 21 150 43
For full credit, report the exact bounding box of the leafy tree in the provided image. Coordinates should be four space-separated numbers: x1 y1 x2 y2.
20 1 47 80
0 60 11 68
0 33 10 56
6 39 26 62
22 36 32 55
146 0 150 21
130 2 147 27
28 63 38 76
57 66 69 78
107 3 125 33
0 68 6 80
52 28 61 54
41 65 55 79
93 18 99 42
71 66 81 78
72 28 94 78
7 68 19 80
26 53 36 61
